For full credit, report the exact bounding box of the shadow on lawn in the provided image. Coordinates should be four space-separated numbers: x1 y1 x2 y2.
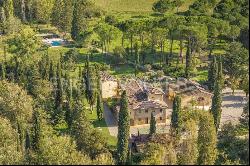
93 119 108 128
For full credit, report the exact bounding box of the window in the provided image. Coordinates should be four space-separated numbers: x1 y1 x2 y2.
160 109 163 113
160 117 163 121
145 109 148 113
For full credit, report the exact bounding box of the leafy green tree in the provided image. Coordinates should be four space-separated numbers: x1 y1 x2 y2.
197 112 217 165
149 112 156 136
51 0 64 30
152 0 174 14
7 27 41 58
217 122 249 165
223 42 248 95
140 143 165 165
171 96 182 136
33 0 54 23
239 101 249 132
240 75 249 97
71 102 108 159
188 0 218 16
71 0 96 40
178 120 198 165
2 0 14 20
0 80 33 126
117 91 130 165
0 117 23 165
52 0 73 33
173 0 184 13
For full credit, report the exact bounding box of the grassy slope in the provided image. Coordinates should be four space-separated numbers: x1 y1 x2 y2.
93 0 196 14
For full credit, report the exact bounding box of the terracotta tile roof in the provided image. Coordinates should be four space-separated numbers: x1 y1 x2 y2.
133 100 168 110
100 71 117 82
122 79 168 111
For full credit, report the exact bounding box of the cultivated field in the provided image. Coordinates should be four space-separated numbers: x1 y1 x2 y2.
93 0 195 14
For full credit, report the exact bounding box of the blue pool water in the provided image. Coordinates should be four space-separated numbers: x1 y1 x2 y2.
51 41 62 46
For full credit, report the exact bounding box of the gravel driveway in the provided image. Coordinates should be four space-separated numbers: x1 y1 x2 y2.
221 88 248 125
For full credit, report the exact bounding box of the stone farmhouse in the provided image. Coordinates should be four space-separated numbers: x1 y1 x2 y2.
100 72 213 127
164 77 213 111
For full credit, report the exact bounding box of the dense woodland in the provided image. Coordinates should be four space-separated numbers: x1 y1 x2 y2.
0 0 249 165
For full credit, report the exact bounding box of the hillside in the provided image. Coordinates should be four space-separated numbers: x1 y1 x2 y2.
93 0 195 13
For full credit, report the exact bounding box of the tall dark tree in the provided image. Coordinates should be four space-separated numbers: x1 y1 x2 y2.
96 92 103 121
49 61 54 81
55 61 63 110
65 76 73 128
53 60 64 124
84 55 96 112
149 112 156 136
71 0 93 40
210 62 223 132
117 91 130 165
0 61 6 80
171 96 182 136
208 56 218 91
25 129 31 151
31 111 41 152
17 121 24 152
185 41 192 80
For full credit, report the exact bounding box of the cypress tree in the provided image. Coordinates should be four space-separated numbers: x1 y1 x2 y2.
55 61 63 110
149 112 157 136
0 61 6 80
49 61 54 81
65 76 73 128
84 55 96 112
96 92 103 121
65 99 73 128
71 0 89 40
208 56 218 91
17 121 24 152
31 111 41 152
14 56 19 82
210 63 222 132
185 41 191 80
54 61 64 124
217 56 224 88
62 0 74 33
197 112 217 165
171 96 182 136
117 91 130 165
51 0 64 30
25 129 31 151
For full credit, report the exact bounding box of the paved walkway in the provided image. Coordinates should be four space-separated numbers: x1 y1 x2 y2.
103 104 118 136
221 88 248 125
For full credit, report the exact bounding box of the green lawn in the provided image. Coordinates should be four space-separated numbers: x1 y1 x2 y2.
85 108 117 149
93 0 195 14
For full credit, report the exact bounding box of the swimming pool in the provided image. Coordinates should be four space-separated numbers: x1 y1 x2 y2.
51 41 63 46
